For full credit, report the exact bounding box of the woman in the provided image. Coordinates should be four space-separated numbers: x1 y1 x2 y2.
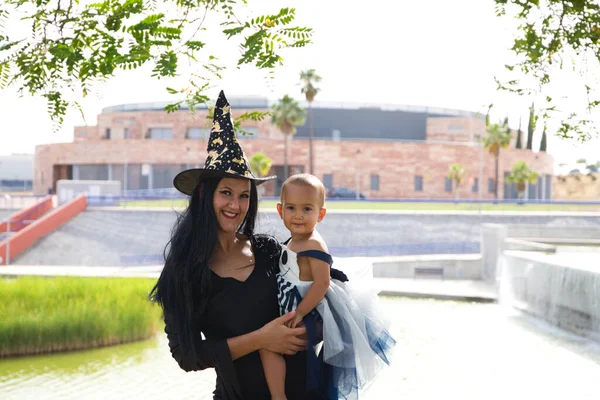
150 91 311 399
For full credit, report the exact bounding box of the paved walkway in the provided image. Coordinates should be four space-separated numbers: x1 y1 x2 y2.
0 265 497 302
376 277 496 302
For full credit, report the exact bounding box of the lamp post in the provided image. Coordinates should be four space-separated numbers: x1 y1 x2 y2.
474 133 484 214
355 149 361 200
4 194 10 265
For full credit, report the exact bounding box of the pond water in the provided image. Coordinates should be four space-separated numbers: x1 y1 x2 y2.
2 297 600 399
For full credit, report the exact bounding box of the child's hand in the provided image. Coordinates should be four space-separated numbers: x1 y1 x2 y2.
285 311 304 328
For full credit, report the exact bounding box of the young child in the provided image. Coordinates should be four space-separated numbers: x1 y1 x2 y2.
259 174 395 400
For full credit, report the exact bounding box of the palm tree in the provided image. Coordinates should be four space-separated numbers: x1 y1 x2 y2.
249 152 273 177
483 122 512 199
506 161 539 201
300 69 322 174
271 95 306 180
249 152 273 196
448 163 465 201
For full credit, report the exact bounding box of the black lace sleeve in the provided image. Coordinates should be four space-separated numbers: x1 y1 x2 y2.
252 234 282 276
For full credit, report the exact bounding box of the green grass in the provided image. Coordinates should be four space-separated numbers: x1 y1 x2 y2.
120 199 600 212
0 277 161 357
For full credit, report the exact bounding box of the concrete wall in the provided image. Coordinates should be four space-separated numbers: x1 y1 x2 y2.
481 224 508 282
500 251 600 341
506 224 600 241
371 254 482 280
481 223 600 282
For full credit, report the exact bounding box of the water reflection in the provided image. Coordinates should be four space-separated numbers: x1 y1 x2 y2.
2 297 600 400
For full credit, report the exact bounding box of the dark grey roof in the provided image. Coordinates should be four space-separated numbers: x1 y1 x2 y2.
101 99 483 142
295 107 449 141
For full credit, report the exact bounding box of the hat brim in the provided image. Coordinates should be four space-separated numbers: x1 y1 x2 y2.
173 168 277 196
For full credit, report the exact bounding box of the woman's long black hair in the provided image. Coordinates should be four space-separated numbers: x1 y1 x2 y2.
150 176 259 359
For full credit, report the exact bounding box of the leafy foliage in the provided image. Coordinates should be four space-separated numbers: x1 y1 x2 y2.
204 105 270 136
495 0 600 142
0 0 312 126
506 160 539 199
249 152 273 177
448 163 465 187
271 94 305 180
300 68 321 102
483 116 512 199
447 163 465 200
271 94 305 135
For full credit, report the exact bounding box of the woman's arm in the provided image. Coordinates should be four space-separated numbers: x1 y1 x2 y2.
164 311 227 372
164 310 307 372
228 311 307 359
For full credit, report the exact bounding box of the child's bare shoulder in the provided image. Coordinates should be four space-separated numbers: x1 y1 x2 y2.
303 233 329 253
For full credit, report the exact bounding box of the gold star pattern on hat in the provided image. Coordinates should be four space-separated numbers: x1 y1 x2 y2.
172 90 277 196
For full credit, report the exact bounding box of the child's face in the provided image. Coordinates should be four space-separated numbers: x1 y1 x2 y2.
277 183 326 236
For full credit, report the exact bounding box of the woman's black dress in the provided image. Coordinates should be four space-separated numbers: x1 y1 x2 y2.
164 235 311 399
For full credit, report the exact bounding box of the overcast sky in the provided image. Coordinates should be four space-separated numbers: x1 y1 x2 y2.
1 0 598 169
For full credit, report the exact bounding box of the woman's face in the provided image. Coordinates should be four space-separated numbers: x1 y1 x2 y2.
212 177 252 234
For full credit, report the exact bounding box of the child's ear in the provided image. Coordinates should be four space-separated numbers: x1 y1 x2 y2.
317 207 327 222
276 203 283 219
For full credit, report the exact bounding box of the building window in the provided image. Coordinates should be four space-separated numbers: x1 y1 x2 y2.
472 178 478 193
444 177 452 193
148 127 173 140
105 128 111 139
76 164 109 180
323 174 333 189
488 178 495 193
123 128 129 139
414 176 423 192
152 164 186 189
370 174 380 191
187 127 210 139
448 124 464 131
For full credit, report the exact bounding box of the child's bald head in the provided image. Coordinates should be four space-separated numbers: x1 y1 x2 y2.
280 174 326 208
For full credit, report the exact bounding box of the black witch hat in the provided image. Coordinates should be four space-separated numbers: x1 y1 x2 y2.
173 91 276 195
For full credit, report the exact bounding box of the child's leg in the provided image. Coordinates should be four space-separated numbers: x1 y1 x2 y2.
259 349 287 399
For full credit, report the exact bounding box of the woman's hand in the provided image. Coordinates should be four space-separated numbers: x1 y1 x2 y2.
259 311 307 355
285 311 304 329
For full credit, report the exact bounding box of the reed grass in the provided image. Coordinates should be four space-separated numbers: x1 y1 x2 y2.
0 277 161 357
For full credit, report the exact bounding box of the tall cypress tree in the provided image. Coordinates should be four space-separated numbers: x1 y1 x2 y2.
516 117 523 149
540 128 547 152
526 103 535 150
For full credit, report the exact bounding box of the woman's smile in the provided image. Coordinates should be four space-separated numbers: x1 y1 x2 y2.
222 210 239 219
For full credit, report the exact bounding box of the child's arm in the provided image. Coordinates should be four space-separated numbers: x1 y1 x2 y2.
286 241 331 328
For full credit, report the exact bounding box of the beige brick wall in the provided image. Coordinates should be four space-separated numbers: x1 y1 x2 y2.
553 174 600 200
426 117 485 143
34 108 554 198
34 136 554 199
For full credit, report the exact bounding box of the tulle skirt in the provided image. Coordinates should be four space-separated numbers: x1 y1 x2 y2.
288 274 396 399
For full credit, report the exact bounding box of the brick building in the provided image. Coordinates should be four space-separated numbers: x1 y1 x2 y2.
34 97 554 199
